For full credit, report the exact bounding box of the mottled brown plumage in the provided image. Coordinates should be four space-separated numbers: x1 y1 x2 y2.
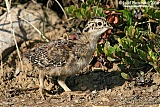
24 17 113 99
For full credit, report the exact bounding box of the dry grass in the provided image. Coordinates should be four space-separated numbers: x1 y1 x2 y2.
2 0 53 73
47 0 68 20
17 15 50 42
0 51 3 77
5 0 23 71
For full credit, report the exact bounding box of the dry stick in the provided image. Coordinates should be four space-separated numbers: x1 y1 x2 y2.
18 15 50 42
31 0 37 4
54 0 68 20
5 0 24 71
8 86 39 93
46 0 53 8
46 0 67 20
0 52 3 78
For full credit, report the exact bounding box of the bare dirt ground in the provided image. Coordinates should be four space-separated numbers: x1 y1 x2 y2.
0 39 160 107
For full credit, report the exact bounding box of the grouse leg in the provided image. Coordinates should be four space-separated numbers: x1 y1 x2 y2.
57 76 71 92
39 70 46 99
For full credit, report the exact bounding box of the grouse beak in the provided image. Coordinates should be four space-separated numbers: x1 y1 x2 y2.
106 24 113 29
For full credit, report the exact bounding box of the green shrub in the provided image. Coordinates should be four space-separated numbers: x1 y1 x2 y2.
65 0 105 20
65 0 160 80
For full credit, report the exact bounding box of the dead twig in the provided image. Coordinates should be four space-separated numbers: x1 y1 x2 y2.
18 15 50 42
5 0 24 71
7 86 39 93
46 0 68 20
0 52 3 78
54 0 68 20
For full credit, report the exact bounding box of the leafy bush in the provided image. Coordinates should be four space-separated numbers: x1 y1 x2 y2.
65 0 160 80
65 0 105 20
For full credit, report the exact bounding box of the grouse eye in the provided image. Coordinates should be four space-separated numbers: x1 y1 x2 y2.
98 22 102 26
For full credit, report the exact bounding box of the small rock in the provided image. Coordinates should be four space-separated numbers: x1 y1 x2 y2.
15 68 20 76
92 90 97 94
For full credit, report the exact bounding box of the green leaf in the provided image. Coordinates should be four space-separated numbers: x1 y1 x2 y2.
86 0 92 5
107 57 116 61
137 49 147 60
128 16 133 26
108 46 115 56
93 6 98 15
140 71 145 76
121 39 129 50
155 12 160 18
69 5 76 13
118 64 125 69
126 56 133 65
119 10 133 26
141 0 146 2
68 17 74 21
148 8 155 18
76 12 83 20
80 8 85 16
128 26 134 38
97 44 104 54
119 10 129 18
85 10 91 18
121 72 131 80
97 8 104 16
135 27 140 38
148 61 154 66
114 44 121 52
104 42 110 55
81 3 87 9
148 50 157 61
